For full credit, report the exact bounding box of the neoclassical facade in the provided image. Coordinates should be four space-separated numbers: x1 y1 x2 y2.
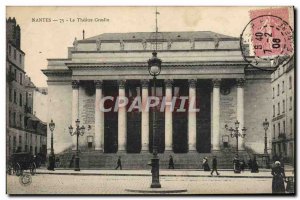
43 31 273 157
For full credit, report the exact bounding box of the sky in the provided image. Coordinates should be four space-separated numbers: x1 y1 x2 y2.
6 6 291 87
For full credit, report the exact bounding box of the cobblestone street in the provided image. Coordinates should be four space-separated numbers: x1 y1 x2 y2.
7 171 284 194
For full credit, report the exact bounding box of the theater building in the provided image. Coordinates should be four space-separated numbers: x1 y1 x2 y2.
43 31 273 168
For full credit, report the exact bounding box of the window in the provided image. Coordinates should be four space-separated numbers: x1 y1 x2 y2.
278 123 281 134
8 45 11 56
283 120 286 134
9 110 11 126
282 81 284 93
13 90 17 104
19 93 22 106
290 118 293 136
19 54 22 64
13 112 16 127
289 76 292 89
290 96 293 110
19 114 22 128
19 135 22 145
273 124 276 138
14 69 17 80
25 92 28 105
9 89 12 102
13 49 16 60
273 105 275 117
277 84 280 96
272 87 275 98
283 100 285 113
278 102 280 115
20 73 23 85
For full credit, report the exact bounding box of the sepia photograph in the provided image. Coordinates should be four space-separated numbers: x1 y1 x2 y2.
5 6 295 195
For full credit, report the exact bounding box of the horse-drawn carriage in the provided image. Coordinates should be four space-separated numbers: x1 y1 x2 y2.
7 152 37 176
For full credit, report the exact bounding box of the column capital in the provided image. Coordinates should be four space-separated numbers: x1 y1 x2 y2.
72 80 80 89
94 80 103 89
118 80 126 89
236 78 246 87
141 79 149 88
212 79 221 88
188 79 197 88
164 79 173 88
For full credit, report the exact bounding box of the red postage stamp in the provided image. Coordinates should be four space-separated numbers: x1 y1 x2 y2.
240 7 294 69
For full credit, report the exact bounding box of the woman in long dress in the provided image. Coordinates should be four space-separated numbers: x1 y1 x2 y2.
272 161 286 194
202 157 210 171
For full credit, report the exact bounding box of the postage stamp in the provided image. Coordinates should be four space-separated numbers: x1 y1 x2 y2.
240 7 294 69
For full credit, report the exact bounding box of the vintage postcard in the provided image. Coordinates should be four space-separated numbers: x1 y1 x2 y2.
6 6 295 195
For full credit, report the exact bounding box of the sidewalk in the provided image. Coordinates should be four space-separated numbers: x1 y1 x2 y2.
36 167 294 178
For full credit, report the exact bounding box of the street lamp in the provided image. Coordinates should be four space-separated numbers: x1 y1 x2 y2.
263 118 269 154
262 118 270 169
68 119 85 171
147 51 162 188
48 119 55 170
147 7 162 189
225 120 247 173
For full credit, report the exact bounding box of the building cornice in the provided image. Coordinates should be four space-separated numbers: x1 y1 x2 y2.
71 48 242 54
42 69 72 77
78 37 240 44
65 61 248 69
6 58 26 73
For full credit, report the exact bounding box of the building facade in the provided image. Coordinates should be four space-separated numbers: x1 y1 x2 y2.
6 17 47 159
43 31 274 162
271 61 294 163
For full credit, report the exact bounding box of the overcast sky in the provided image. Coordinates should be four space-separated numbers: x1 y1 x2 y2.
6 6 291 87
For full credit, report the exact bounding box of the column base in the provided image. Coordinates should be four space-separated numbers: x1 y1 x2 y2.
117 150 127 154
140 150 150 154
188 145 197 152
164 147 173 152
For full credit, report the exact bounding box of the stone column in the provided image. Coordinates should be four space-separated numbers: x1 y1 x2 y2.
212 79 221 151
118 80 127 152
72 80 79 150
164 79 173 151
94 80 104 151
188 79 197 152
237 78 245 150
141 80 149 152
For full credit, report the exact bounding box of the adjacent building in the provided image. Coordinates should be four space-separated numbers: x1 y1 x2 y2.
6 17 47 159
271 60 294 163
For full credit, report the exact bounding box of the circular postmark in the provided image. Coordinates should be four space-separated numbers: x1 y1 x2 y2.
240 15 294 70
19 173 32 186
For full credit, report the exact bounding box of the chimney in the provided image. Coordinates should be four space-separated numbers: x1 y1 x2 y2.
83 29 85 40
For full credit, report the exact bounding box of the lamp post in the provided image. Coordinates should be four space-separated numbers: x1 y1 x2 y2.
262 118 270 169
68 119 85 171
225 120 247 173
48 119 55 171
263 118 269 154
147 51 162 188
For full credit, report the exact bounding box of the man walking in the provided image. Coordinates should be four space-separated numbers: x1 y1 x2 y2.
211 156 220 176
168 155 175 169
115 156 122 170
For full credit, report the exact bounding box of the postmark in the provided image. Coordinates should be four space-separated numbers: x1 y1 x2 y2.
19 174 32 187
240 14 294 70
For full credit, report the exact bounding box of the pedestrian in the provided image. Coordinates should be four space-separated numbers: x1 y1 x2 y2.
251 156 259 173
240 159 246 172
168 155 175 169
233 154 241 173
202 157 210 171
210 156 220 176
272 161 286 194
69 155 75 168
115 156 122 170
248 158 253 171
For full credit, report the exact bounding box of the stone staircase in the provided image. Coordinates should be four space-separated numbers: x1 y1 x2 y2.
56 148 252 169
